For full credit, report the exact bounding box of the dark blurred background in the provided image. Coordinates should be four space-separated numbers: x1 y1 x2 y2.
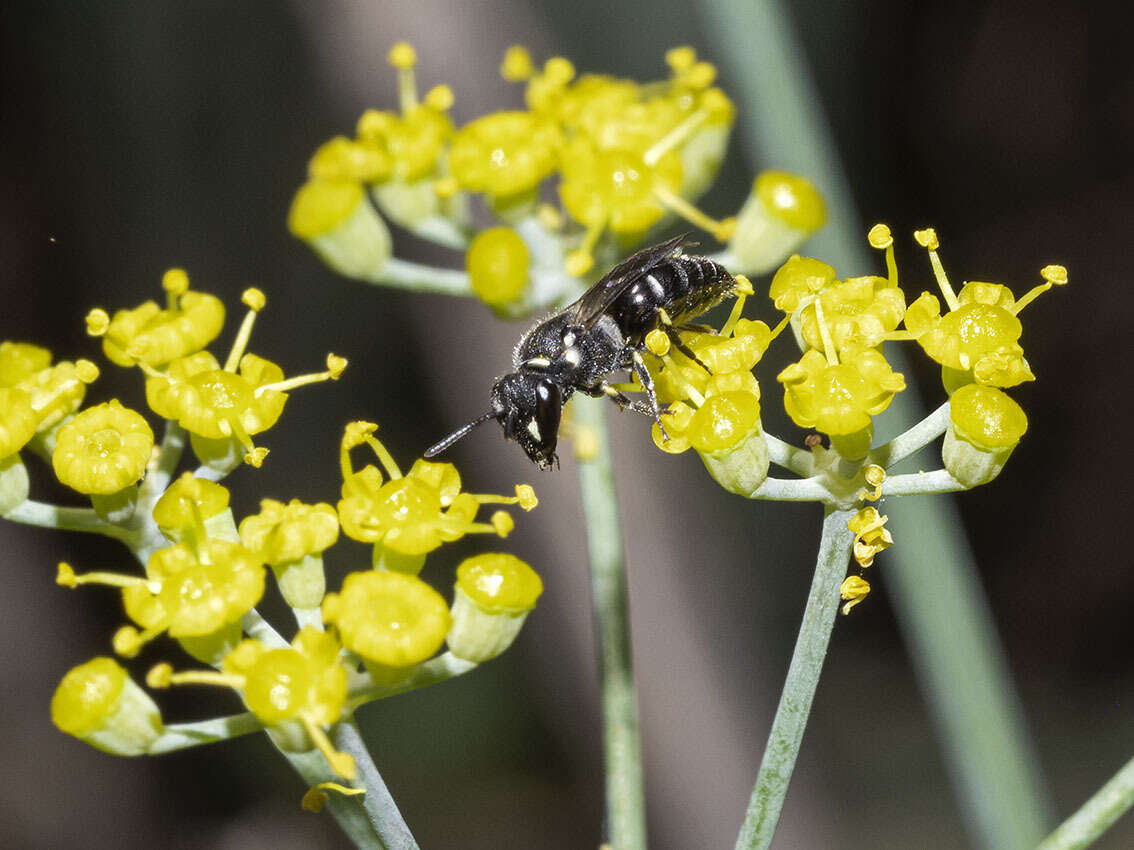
1 1 1130 848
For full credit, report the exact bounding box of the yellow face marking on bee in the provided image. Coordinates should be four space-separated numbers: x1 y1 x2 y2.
526 419 541 440
525 357 551 368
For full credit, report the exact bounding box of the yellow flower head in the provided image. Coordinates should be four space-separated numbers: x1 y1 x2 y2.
121 540 265 646
322 570 450 668
651 390 762 456
223 627 348 727
50 657 163 756
447 111 562 201
52 400 154 495
0 388 38 458
239 498 340 565
16 359 100 434
769 255 838 313
0 341 52 386
93 270 225 368
337 423 532 555
777 347 905 436
799 276 906 354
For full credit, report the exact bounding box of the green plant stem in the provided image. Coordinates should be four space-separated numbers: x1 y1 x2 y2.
764 432 813 476
347 651 477 711
3 499 134 541
700 1 1051 844
148 711 264 754
373 258 471 296
573 397 646 850
282 726 419 850
868 402 950 468
142 420 187 497
1037 756 1134 850
882 469 965 497
735 506 855 849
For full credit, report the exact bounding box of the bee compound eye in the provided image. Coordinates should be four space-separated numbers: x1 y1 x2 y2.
533 380 562 449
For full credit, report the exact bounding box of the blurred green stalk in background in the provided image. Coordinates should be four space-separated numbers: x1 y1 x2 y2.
697 0 1052 847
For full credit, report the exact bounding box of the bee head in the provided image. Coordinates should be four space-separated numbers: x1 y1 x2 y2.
491 372 562 469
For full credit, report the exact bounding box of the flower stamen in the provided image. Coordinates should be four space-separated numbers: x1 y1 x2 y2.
914 228 959 311
651 184 736 242
224 288 267 372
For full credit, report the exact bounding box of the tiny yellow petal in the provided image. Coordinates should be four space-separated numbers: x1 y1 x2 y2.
515 484 538 511
56 562 78 588
244 447 270 468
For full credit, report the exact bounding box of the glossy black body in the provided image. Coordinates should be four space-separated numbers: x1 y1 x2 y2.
426 236 737 468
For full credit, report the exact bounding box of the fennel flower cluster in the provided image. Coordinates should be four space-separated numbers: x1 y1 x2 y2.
288 42 827 315
633 223 1066 611
2 272 542 796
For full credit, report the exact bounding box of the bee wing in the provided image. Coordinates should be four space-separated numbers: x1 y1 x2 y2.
569 234 695 328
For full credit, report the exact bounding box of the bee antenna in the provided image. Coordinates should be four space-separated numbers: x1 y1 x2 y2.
424 411 498 457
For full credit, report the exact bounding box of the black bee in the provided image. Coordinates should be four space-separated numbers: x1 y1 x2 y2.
425 235 738 468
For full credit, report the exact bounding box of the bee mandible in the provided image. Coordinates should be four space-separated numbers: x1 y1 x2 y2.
425 235 739 468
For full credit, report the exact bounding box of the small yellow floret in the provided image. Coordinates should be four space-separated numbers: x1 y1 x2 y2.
51 656 163 755
456 553 543 613
52 400 154 495
949 384 1027 450
151 471 230 534
768 255 838 313
242 288 266 311
322 570 450 668
288 179 366 239
645 329 671 357
848 506 893 568
0 388 38 457
239 498 340 565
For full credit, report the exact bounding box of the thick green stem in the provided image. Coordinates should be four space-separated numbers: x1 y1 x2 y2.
735 506 855 849
3 499 135 542
573 397 646 850
1037 756 1134 850
700 1 1052 844
148 711 264 754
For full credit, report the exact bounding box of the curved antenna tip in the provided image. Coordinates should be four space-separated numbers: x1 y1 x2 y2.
424 411 497 457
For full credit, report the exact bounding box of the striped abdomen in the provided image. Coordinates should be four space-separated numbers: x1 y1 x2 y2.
609 254 736 340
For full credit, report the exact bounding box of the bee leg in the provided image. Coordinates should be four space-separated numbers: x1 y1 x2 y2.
665 329 713 375
673 322 717 336
627 348 669 440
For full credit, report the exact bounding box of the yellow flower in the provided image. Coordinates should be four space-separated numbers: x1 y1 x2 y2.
0 340 51 386
151 472 236 545
52 400 154 495
50 657 163 756
239 498 339 565
448 553 543 662
447 111 561 202
118 540 265 662
323 570 451 672
93 270 225 368
943 384 1028 487
337 422 532 558
903 229 1065 390
239 498 339 609
287 178 393 279
798 276 906 354
140 291 344 468
778 347 905 437
224 627 348 728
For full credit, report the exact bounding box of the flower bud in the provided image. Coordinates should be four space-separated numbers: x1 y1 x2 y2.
728 171 826 275
447 553 542 662
942 384 1027 487
687 392 769 495
288 179 392 279
466 227 531 307
51 657 163 756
